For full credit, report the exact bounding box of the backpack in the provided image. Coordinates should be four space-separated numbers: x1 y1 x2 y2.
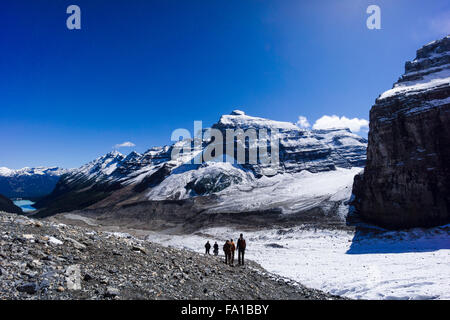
238 238 246 250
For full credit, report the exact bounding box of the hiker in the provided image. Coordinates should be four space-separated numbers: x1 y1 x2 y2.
223 240 231 264
230 239 236 265
213 242 219 256
237 233 246 265
205 241 211 255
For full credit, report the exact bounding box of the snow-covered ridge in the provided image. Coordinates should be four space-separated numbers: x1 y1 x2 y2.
379 68 449 100
217 110 300 131
64 146 177 186
38 110 366 217
0 166 70 177
75 151 125 181
59 111 367 193
378 35 450 101
0 166 72 199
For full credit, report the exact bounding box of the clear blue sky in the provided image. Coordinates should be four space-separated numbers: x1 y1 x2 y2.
1 0 448 169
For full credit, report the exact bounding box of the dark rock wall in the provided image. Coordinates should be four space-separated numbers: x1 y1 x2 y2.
353 36 450 228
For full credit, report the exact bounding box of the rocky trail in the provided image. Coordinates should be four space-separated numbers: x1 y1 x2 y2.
0 212 341 300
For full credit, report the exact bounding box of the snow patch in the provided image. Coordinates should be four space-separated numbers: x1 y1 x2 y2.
218 113 299 131
379 68 450 100
146 224 450 300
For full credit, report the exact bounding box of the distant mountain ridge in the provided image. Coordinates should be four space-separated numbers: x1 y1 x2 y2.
0 167 70 199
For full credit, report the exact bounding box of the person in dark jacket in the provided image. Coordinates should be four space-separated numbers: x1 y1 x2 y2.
237 234 246 265
205 241 211 255
213 242 219 256
223 240 231 264
229 239 236 266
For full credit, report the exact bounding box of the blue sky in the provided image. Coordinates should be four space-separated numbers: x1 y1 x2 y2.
1 0 449 169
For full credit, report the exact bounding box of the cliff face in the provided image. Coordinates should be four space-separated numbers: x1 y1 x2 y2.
353 36 450 229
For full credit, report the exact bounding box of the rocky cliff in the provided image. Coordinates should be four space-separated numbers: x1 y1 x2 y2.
353 36 450 229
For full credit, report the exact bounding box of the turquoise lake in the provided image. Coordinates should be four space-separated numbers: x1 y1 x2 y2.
13 200 36 212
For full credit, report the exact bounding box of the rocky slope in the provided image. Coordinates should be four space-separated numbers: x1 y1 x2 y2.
353 36 450 228
0 211 339 300
0 194 22 214
34 111 366 222
0 167 69 199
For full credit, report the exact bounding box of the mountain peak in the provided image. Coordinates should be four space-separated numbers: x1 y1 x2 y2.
415 35 450 62
127 150 141 157
123 151 142 161
230 110 246 116
377 36 449 101
216 111 299 131
107 150 123 157
0 167 14 176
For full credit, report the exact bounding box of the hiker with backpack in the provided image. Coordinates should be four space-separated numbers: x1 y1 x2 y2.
223 240 231 264
229 239 236 266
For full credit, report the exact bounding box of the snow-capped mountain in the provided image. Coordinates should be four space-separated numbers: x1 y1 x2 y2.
212 110 366 175
0 166 67 177
35 111 366 220
0 167 70 199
